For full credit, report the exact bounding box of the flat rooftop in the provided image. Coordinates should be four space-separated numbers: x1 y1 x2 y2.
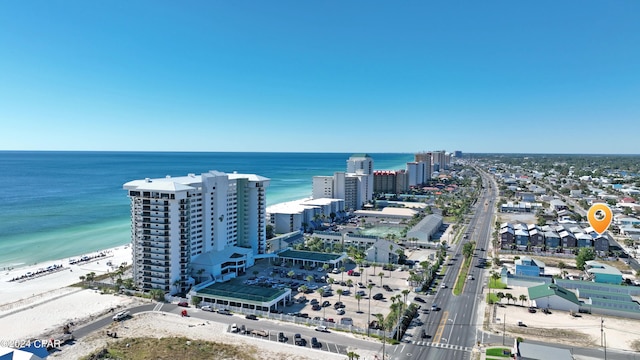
196 280 286 303
278 249 343 262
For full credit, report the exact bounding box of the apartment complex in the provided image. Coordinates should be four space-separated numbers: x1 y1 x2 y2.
123 170 269 295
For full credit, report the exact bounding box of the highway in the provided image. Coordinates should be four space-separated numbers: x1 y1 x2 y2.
390 166 497 360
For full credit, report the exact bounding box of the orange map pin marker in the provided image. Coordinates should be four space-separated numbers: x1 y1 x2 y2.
587 203 612 235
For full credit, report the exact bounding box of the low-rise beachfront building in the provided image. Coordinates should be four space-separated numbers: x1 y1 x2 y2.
365 239 403 264
266 231 304 253
124 170 269 295
266 198 345 234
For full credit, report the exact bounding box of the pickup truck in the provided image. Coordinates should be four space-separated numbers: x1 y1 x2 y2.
250 329 268 337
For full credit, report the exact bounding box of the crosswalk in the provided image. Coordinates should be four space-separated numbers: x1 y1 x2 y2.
410 340 472 352
153 303 164 312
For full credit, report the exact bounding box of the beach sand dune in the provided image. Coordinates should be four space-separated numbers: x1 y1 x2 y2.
52 312 367 360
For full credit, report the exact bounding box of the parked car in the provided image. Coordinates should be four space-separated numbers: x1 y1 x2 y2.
294 333 306 346
383 285 392 292
178 301 189 307
322 301 331 307
311 337 321 348
312 304 321 311
278 332 288 342
528 307 537 313
414 297 425 303
217 308 231 315
336 309 345 315
373 293 383 300
245 314 258 320
340 317 353 326
310 299 319 305
333 301 344 309
440 284 447 289
201 305 213 312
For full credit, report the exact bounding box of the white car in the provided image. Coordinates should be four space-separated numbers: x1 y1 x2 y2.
112 310 130 321
336 309 345 315
201 305 213 312
315 325 328 332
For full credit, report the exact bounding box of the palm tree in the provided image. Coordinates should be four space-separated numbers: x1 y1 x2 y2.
287 270 295 279
336 289 343 303
340 266 346 282
519 294 528 306
374 313 387 360
306 275 314 284
79 275 86 283
379 272 385 287
505 293 514 305
401 289 410 309
367 283 374 336
149 288 164 301
346 279 353 288
355 293 363 312
496 292 505 304
323 263 330 272
328 277 335 285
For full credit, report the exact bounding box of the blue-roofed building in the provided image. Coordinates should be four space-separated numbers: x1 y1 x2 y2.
515 256 545 277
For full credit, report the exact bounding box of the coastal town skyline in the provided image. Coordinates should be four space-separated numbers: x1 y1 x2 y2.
1 2 639 154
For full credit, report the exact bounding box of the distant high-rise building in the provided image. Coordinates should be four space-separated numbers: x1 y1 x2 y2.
310 154 374 210
453 150 463 158
431 150 448 171
374 170 408 194
413 152 432 183
124 171 269 294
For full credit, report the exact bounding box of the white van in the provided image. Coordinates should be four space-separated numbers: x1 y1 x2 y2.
230 323 238 333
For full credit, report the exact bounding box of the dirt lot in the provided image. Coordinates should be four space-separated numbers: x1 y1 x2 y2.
486 285 640 352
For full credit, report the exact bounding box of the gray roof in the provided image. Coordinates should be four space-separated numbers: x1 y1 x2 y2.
517 342 573 360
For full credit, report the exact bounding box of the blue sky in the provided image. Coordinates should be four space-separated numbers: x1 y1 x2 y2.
1 1 638 154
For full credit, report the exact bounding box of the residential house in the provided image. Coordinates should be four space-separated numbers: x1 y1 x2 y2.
515 229 530 249
576 233 593 248
559 231 577 249
543 231 561 249
593 236 609 253
500 227 515 249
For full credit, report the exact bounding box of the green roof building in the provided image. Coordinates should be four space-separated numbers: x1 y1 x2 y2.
528 283 581 312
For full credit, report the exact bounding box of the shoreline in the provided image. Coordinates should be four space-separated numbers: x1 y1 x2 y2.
0 245 133 308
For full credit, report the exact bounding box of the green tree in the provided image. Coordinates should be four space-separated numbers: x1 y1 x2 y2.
298 285 308 294
149 288 164 301
576 247 596 270
355 293 363 312
323 263 330 272
496 292 505 303
336 289 343 303
287 270 296 279
505 293 514 305
367 283 374 336
306 275 314 284
519 294 528 306
340 266 346 282
191 296 202 307
379 272 385 287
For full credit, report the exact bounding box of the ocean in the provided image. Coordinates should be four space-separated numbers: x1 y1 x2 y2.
0 151 413 269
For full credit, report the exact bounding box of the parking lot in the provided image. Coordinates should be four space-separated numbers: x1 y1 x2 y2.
228 323 349 355
245 254 436 329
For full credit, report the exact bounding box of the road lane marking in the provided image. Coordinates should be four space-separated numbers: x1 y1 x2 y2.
433 310 448 344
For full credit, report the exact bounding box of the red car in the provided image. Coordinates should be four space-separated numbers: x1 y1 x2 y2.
178 301 189 307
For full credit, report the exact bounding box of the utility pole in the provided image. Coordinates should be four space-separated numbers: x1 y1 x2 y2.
600 317 604 347
502 313 506 346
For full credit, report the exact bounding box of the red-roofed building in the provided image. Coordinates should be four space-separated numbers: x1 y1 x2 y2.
621 197 636 203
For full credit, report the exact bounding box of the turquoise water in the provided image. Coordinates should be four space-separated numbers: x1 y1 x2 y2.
0 151 413 268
